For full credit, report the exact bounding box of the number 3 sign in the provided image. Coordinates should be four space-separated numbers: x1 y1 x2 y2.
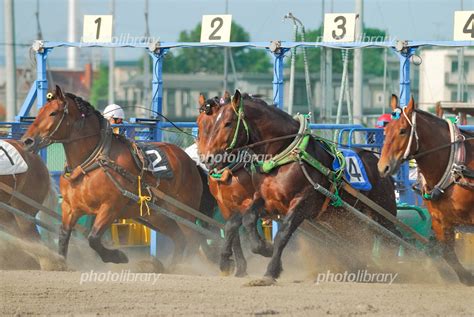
200 15 232 43
323 13 357 42
454 11 474 41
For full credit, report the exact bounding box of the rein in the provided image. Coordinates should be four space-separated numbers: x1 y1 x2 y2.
226 98 250 151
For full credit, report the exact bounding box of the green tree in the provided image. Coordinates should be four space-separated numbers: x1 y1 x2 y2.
90 64 108 106
294 26 387 76
163 22 271 74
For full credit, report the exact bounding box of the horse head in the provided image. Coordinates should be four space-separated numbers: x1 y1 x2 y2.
22 85 99 152
378 94 417 177
196 90 248 168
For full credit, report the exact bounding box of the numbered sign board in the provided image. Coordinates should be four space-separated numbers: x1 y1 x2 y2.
82 15 113 43
454 11 474 41
200 15 232 43
323 13 357 42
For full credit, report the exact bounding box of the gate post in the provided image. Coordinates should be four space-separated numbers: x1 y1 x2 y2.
148 44 169 143
395 42 417 205
270 41 289 110
148 44 170 258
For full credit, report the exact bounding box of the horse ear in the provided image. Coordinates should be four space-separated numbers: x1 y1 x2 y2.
223 90 231 103
198 93 206 107
390 94 398 111
55 85 65 101
406 95 416 113
232 90 242 110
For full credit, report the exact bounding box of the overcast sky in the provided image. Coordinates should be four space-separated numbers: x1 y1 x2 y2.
1 0 474 65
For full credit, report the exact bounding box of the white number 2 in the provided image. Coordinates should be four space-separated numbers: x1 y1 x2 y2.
146 149 167 172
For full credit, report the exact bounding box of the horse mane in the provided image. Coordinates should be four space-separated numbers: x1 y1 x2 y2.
65 92 103 119
241 93 297 125
415 108 474 136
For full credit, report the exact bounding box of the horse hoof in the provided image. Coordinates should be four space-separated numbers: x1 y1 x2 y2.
219 257 234 275
104 250 129 264
261 244 274 258
220 270 232 277
234 270 248 278
245 277 276 287
459 275 474 287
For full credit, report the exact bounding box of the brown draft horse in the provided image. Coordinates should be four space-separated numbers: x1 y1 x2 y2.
197 90 399 285
197 94 273 277
0 140 57 240
378 95 474 286
21 86 217 267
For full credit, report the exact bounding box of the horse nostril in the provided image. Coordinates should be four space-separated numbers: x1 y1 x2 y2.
384 165 390 175
23 138 34 146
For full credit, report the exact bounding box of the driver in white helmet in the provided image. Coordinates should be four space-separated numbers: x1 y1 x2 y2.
103 103 125 134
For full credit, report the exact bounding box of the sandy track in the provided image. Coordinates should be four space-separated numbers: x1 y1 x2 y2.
1 270 473 316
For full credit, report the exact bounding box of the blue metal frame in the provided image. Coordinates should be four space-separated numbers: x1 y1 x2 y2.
14 39 474 248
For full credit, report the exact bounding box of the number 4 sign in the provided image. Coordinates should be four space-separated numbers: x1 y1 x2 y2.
454 11 474 41
200 15 232 43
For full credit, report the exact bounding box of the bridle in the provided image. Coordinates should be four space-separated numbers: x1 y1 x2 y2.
38 97 101 147
401 107 420 161
225 98 250 151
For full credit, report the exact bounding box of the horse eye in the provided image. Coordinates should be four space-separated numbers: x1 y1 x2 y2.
399 128 407 135
50 111 58 117
224 121 232 128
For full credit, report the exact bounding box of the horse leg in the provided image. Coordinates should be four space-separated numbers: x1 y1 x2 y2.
58 200 80 259
250 202 305 286
220 213 242 276
88 206 128 264
242 202 273 257
431 217 473 286
145 212 187 268
232 230 247 277
441 234 474 286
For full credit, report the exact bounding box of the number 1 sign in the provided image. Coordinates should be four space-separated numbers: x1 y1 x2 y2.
454 11 474 41
200 15 232 43
323 13 357 43
82 15 113 43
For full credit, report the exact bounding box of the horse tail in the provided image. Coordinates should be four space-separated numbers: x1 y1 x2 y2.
196 166 218 218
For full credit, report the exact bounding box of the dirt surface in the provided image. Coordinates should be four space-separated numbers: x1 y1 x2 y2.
1 270 473 316
1 231 473 316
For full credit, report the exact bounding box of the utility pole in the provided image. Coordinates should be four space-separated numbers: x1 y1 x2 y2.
457 0 465 102
108 0 115 104
223 0 229 92
353 0 363 124
320 0 326 122
284 13 298 115
67 0 78 69
143 0 151 114
4 0 16 121
382 46 387 113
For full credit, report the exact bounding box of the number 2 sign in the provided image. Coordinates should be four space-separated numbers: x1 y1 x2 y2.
323 13 357 42
454 11 474 41
82 15 113 43
200 15 232 43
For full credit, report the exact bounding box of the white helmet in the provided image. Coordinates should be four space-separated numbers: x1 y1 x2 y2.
103 104 125 119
